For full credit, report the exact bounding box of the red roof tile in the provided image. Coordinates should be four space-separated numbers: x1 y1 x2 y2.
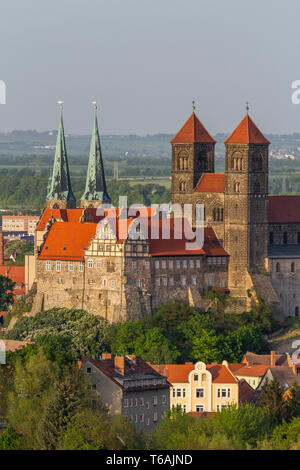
234 365 269 377
150 363 238 384
0 266 25 296
38 212 228 261
268 195 300 223
194 173 225 193
171 113 216 144
224 114 270 145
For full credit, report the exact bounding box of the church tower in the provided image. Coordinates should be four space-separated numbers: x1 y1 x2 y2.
46 103 76 209
80 103 111 208
171 108 216 205
224 111 270 303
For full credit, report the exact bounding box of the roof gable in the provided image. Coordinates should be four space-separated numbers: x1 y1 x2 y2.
171 113 216 144
194 173 225 193
224 114 270 145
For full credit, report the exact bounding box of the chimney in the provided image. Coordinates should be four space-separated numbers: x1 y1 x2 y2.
0 232 3 265
270 351 276 367
101 353 112 360
114 356 125 375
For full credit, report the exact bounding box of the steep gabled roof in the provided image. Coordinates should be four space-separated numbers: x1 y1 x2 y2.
171 113 216 144
224 114 270 145
194 173 225 193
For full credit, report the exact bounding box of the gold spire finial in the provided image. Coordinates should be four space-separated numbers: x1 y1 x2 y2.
57 100 63 111
246 101 249 114
92 101 97 110
192 100 195 113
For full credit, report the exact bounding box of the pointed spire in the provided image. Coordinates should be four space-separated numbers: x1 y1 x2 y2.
80 103 111 207
46 102 76 208
224 114 270 145
171 112 216 144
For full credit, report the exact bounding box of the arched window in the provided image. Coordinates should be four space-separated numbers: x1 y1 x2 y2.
295 306 299 317
254 181 260 193
179 181 186 192
283 232 288 244
234 182 240 193
291 262 296 273
269 232 274 245
276 262 280 273
253 155 262 171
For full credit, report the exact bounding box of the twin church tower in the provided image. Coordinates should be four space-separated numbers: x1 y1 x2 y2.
45 102 270 307
46 102 111 210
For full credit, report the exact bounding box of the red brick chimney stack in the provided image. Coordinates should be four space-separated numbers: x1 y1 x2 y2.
270 351 276 367
114 356 125 375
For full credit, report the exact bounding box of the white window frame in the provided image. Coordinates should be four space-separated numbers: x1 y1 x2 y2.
46 260 51 271
56 260 61 272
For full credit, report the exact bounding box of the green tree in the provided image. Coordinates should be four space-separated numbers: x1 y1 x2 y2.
34 370 85 450
0 275 15 311
286 383 300 419
259 377 289 424
0 425 19 450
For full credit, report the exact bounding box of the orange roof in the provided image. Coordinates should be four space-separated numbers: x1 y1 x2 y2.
194 173 225 193
39 222 97 261
268 195 300 223
171 113 216 144
234 365 269 377
150 363 238 384
0 266 25 296
38 212 228 261
224 114 270 145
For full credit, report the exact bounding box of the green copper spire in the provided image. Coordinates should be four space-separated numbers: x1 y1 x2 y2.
81 103 111 207
46 102 76 208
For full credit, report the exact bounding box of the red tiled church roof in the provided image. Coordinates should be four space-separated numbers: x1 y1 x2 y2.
194 173 225 193
268 195 300 223
224 114 270 145
171 113 216 144
38 212 228 261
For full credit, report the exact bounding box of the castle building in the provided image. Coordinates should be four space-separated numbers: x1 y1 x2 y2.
27 106 300 320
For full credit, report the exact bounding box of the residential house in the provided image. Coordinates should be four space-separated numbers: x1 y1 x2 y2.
80 354 170 433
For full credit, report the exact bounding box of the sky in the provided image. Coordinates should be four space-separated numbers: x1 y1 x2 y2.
1 0 300 135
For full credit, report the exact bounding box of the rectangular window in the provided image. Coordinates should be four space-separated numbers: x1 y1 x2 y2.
183 259 187 268
111 280 116 287
155 278 160 287
196 388 204 398
162 260 166 269
162 395 167 404
153 396 158 405
132 261 137 269
182 388 186 398
169 260 174 269
46 260 51 271
136 279 141 287
176 260 180 269
172 388 176 398
88 259 93 268
153 412 158 422
139 397 144 406
181 276 186 286
169 277 174 286
192 276 197 286
196 405 204 413
79 261 84 272
146 401 150 409
162 277 167 286
68 261 73 272
56 260 61 272
197 259 201 268
176 389 181 398
155 260 160 269
189 259 194 268
145 261 150 269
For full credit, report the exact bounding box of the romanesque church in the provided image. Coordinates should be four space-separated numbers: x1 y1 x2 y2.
27 106 300 320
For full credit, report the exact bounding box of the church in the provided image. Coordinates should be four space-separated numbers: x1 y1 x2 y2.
26 105 300 321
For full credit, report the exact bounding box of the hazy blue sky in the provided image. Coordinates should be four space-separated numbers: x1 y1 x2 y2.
1 0 300 135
